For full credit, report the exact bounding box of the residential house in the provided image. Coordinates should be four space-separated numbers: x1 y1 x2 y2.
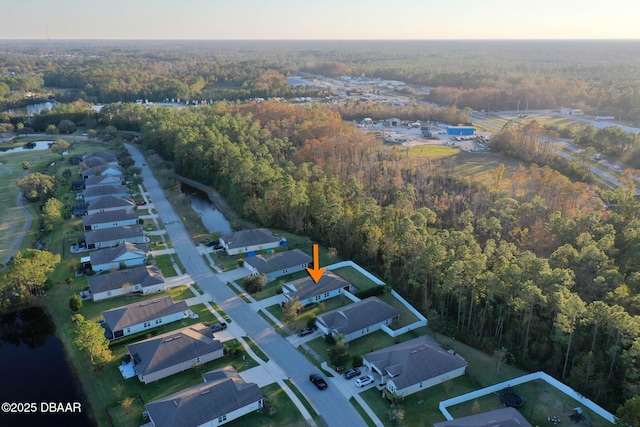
86 195 136 215
83 151 118 164
80 164 124 179
219 228 284 255
244 249 312 282
315 297 399 343
84 224 145 249
433 407 532 427
282 271 354 306
127 323 224 384
83 209 139 231
363 335 468 397
101 296 190 340
84 174 124 189
81 184 129 202
144 365 264 427
83 241 148 272
87 265 164 301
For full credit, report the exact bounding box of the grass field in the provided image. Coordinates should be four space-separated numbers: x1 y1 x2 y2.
332 266 382 293
408 144 460 158
265 293 355 333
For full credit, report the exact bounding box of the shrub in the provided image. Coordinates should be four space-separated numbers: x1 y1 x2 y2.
69 294 82 312
243 275 265 294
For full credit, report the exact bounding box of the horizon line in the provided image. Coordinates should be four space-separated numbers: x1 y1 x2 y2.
1 38 640 42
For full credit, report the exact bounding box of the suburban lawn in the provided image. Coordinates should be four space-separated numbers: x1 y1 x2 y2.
249 270 309 301
153 253 178 277
446 379 612 427
408 144 460 158
305 328 429 369
331 266 382 293
265 293 355 333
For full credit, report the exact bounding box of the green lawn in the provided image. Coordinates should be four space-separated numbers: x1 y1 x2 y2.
350 396 377 427
305 328 429 367
265 293 355 333
332 266 382 293
242 335 269 363
250 271 308 301
447 379 612 427
153 254 178 277
376 292 421 329
408 144 460 158
223 383 309 427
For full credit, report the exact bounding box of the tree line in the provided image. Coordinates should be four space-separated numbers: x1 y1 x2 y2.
128 100 640 413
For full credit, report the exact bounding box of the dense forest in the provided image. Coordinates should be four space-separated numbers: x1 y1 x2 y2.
2 40 640 418
1 40 640 123
111 100 637 414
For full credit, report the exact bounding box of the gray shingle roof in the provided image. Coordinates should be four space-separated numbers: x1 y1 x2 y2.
83 209 138 227
244 249 312 274
83 151 118 163
145 366 264 427
84 174 123 187
127 323 223 378
89 242 148 266
87 195 135 210
84 224 144 245
87 265 163 295
82 164 124 177
82 184 129 199
317 297 399 335
434 407 531 427
282 271 353 301
102 296 188 333
364 335 467 390
220 228 281 250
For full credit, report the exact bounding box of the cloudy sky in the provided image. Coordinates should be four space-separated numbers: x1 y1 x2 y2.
3 0 639 40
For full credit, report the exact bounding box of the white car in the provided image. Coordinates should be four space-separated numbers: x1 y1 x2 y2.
355 375 374 388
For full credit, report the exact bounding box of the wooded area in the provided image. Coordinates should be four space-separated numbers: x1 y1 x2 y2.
2 40 640 419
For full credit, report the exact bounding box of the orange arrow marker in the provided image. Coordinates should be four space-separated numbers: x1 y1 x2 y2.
306 244 326 283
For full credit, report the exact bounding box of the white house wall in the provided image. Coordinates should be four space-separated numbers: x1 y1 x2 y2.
138 349 224 384
387 365 467 397
120 310 189 337
197 400 263 427
89 218 139 230
225 242 281 256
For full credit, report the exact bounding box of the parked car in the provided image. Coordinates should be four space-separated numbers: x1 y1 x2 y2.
309 373 328 390
355 375 375 388
210 322 227 333
135 201 146 206
343 368 361 380
297 328 314 337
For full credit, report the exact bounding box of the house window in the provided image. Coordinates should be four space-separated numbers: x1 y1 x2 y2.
196 357 201 363
282 268 288 274
126 328 130 333
218 414 227 423
107 291 111 296
419 382 423 388
324 292 329 298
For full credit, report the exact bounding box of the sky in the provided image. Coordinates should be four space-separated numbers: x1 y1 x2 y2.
3 0 640 40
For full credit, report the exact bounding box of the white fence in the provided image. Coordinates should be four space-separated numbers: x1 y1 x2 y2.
438 371 615 423
327 261 385 285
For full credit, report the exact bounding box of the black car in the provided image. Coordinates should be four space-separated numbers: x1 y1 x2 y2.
297 328 314 337
343 368 361 380
210 322 228 333
309 373 328 390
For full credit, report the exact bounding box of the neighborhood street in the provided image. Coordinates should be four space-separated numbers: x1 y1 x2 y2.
126 143 369 427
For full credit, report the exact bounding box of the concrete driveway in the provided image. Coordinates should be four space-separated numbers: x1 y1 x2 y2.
126 143 369 427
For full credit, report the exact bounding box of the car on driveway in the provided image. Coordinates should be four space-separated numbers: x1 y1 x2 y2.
297 328 314 337
355 375 375 388
343 368 361 380
309 373 328 390
210 322 227 333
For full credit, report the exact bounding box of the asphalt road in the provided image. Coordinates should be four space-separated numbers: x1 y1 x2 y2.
126 143 367 427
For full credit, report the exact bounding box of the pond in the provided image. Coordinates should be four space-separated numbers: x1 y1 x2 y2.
0 140 58 154
182 183 232 234
6 101 56 117
0 307 95 426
